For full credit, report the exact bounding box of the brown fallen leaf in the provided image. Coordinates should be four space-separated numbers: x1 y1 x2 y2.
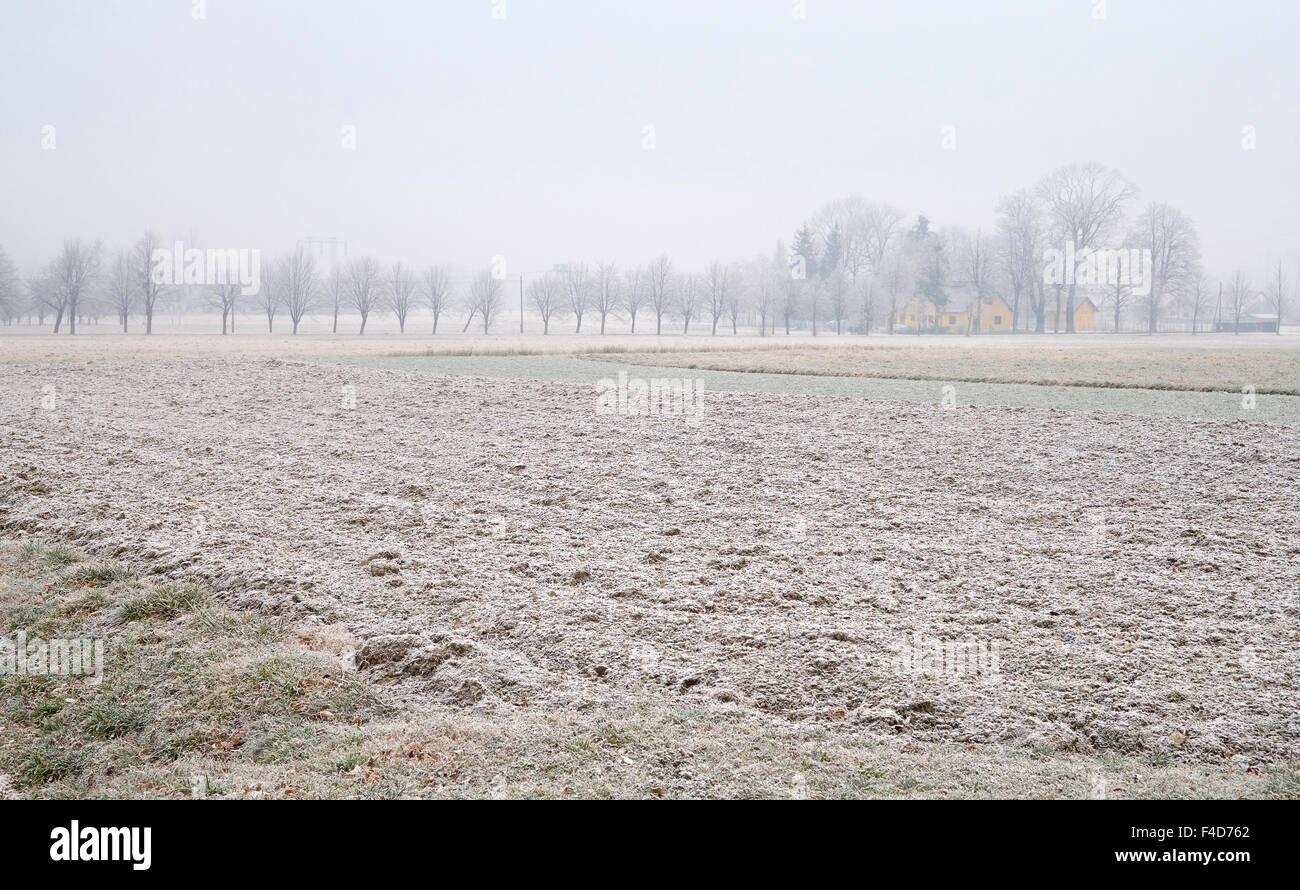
215 730 246 751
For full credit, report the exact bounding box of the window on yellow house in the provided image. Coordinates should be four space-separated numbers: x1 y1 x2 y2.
994 315 1002 324
948 315 955 324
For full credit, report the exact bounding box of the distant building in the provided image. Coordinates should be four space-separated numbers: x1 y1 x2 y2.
891 294 1015 334
893 298 936 331
1044 297 1097 332
1214 314 1279 333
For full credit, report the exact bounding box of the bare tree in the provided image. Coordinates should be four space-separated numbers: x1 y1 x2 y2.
812 197 867 291
704 260 729 335
1036 162 1139 332
467 268 504 333
1104 274 1134 333
563 263 592 333
623 266 646 333
863 203 906 276
1228 270 1252 334
593 262 620 334
527 272 564 334
258 256 283 332
953 228 990 335
133 229 166 334
781 265 800 335
814 201 903 335
106 250 135 332
346 256 381 334
212 283 240 334
1187 273 1212 334
54 239 101 335
387 260 415 333
1265 260 1289 335
826 270 848 334
460 289 477 333
675 272 698 334
647 254 673 334
995 189 1044 332
30 265 64 333
748 250 781 336
802 282 821 335
423 265 452 333
857 275 875 334
725 265 743 334
325 266 345 333
1132 202 1199 334
880 246 908 334
283 247 318 334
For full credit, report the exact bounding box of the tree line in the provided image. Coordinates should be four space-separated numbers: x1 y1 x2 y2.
0 162 1292 335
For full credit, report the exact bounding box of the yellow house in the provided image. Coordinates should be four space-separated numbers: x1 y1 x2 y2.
1045 297 1097 332
978 295 1013 332
894 295 1013 334
936 307 969 333
893 298 938 331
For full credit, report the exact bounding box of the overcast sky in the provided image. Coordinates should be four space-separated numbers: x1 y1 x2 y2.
2 0 1296 279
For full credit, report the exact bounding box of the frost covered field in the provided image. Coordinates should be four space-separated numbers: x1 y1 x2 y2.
1 334 1298 798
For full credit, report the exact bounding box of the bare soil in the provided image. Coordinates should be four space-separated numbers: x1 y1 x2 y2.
2 351 1298 783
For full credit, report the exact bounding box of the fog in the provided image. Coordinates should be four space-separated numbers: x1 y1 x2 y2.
2 0 1296 277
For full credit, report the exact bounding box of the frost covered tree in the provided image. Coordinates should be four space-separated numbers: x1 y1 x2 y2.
133 229 166 334
1131 202 1199 334
212 282 239 334
704 260 729 335
105 250 135 332
1187 273 1212 334
423 265 452 334
1227 270 1252 334
527 272 563 334
995 189 1045 332
563 263 592 333
1265 260 1289 335
53 239 101 335
467 268 504 333
346 256 381 334
257 256 283 332
1036 162 1139 333
746 249 781 336
647 254 673 335
387 260 415 333
623 265 646 333
282 247 318 334
30 265 64 332
675 272 698 334
325 266 344 333
724 264 743 334
593 262 620 334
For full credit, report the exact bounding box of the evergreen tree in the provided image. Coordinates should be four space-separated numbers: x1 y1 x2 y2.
791 225 818 281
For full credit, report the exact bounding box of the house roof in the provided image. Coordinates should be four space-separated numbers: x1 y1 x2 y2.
948 293 1010 314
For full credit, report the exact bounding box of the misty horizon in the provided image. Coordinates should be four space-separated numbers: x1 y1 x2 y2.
2 0 1296 281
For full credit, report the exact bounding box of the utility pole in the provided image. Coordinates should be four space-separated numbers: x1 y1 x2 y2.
519 274 524 333
298 236 348 267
